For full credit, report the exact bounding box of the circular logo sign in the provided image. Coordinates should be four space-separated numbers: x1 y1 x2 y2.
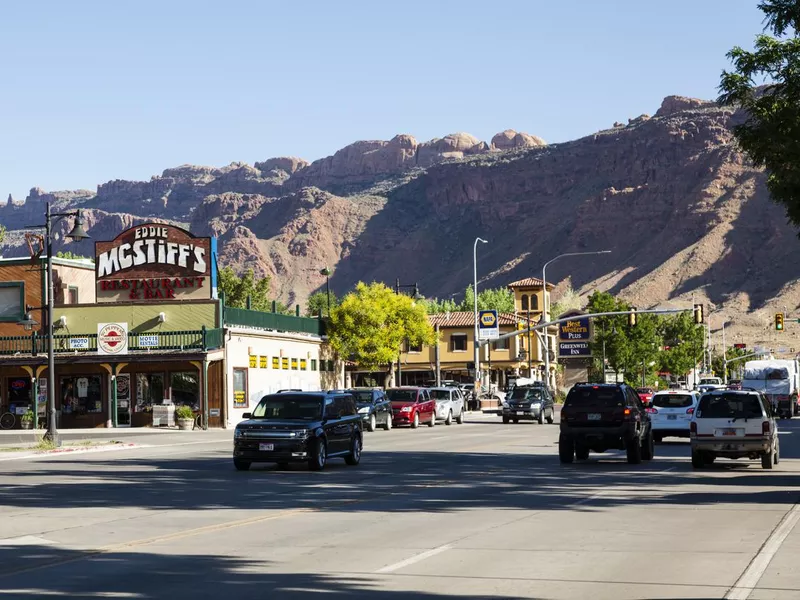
98 323 128 355
480 312 497 327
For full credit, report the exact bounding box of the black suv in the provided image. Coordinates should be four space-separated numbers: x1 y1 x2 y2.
346 388 392 432
559 383 654 464
233 391 363 471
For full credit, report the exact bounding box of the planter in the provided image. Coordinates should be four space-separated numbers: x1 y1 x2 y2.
177 418 194 431
21 421 33 430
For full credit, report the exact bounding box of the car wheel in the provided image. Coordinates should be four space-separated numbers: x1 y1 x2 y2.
428 412 436 427
761 451 774 470
368 414 376 433
546 409 554 424
411 413 419 429
575 444 589 461
456 409 464 424
233 458 251 471
558 434 574 464
691 451 705 469
276 462 290 470
626 436 642 465
345 436 362 466
308 439 327 471
502 415 510 424
384 413 392 431
538 410 545 425
654 433 663 444
445 410 452 426
641 430 655 461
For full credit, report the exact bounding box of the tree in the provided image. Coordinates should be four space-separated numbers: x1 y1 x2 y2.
56 250 89 260
711 346 751 379
658 313 705 384
218 266 275 312
550 285 583 319
0 224 5 246
424 285 515 314
719 1 800 228
327 282 436 386
306 291 338 317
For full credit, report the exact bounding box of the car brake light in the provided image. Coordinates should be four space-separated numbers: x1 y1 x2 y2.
623 408 631 416
645 407 657 414
686 407 694 415
690 421 697 434
762 421 770 435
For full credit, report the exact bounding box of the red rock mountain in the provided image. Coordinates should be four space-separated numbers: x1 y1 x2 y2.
2 95 799 347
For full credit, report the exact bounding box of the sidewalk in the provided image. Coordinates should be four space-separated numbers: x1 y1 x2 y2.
0 426 231 448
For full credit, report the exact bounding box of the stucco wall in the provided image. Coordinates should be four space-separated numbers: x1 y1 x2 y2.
54 301 218 334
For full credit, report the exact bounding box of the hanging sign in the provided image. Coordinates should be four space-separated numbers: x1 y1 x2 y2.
97 323 129 355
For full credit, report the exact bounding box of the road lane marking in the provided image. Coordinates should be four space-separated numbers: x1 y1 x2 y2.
725 503 800 600
375 544 452 574
0 536 57 546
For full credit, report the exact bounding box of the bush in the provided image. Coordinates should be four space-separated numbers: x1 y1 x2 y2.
175 405 194 420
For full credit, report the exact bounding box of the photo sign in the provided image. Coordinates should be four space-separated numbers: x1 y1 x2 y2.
95 223 217 303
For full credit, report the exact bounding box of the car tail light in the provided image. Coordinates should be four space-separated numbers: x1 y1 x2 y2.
778 395 789 401
690 421 697 434
762 421 771 435
645 407 657 414
686 407 694 415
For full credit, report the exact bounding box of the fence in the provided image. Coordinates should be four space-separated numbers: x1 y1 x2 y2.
223 306 325 336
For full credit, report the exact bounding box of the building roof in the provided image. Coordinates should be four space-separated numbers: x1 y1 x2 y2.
428 311 534 328
0 256 95 269
506 277 554 290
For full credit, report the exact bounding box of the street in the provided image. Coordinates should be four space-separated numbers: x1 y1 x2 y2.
0 414 799 599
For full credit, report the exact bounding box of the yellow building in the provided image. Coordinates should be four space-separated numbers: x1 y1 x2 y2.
506 277 558 388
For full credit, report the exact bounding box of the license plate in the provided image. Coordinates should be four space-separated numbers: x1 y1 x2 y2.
715 429 740 437
667 415 677 420
259 443 274 451
588 413 601 421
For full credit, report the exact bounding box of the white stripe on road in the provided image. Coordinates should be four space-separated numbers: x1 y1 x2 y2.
726 503 800 600
0 535 57 546
375 544 452 574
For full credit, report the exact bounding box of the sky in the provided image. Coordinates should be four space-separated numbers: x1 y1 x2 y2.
0 0 765 202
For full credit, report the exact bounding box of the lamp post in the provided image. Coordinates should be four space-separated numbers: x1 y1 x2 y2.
319 267 332 316
20 203 89 445
542 250 611 389
473 237 488 401
394 279 422 387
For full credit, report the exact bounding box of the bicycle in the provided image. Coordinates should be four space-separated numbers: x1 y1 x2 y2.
0 408 15 430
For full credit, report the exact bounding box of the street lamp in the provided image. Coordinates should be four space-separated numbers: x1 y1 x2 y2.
394 279 422 386
21 203 89 445
473 237 488 400
319 267 332 316
541 250 611 389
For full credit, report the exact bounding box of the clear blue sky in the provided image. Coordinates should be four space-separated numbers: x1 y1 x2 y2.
0 0 764 201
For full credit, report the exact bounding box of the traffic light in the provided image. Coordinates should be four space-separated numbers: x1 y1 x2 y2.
776 312 785 331
693 304 704 324
628 307 637 327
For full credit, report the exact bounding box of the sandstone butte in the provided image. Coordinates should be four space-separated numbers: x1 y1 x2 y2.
1 94 798 348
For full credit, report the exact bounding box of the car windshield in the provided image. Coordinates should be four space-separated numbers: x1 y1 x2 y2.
636 388 654 394
565 387 624 408
387 389 418 402
429 390 452 400
697 394 763 419
252 394 323 420
653 394 694 408
700 379 720 385
510 387 544 401
349 391 374 405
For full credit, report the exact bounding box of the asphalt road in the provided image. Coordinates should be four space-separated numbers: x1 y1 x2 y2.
0 413 799 600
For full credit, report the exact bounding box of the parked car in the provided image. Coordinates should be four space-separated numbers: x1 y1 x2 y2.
502 384 555 424
728 379 742 391
429 387 465 425
387 387 436 428
690 389 779 469
636 387 656 406
559 383 654 464
648 390 700 442
233 391 363 471
347 388 392 432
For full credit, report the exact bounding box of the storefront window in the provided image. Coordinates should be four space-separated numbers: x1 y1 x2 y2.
61 375 103 415
135 373 165 413
233 368 247 409
8 378 32 415
171 371 199 410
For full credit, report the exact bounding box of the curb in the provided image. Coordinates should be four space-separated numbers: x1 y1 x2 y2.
0 442 142 462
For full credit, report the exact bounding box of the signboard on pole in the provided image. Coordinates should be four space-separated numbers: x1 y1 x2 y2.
559 317 592 341
559 341 592 358
478 310 499 340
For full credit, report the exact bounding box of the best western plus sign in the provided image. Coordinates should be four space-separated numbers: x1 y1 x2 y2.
95 223 217 302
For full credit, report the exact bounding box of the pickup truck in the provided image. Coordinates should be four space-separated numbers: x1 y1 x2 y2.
697 377 724 393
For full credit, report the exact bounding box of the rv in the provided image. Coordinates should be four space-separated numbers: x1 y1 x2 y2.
742 359 800 418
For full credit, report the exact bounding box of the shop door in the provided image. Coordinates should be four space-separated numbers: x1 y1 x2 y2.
207 361 224 428
116 374 132 427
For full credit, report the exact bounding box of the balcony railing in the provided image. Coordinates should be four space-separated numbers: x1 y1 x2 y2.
224 306 326 336
0 327 224 357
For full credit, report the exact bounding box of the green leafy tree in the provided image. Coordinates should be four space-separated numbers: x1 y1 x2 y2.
218 266 276 312
0 224 5 245
56 250 89 260
306 291 338 317
657 313 705 383
586 291 630 380
719 1 800 227
424 285 516 314
710 346 751 380
328 282 436 386
550 285 583 319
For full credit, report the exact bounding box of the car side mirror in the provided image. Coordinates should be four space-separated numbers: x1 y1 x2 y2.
242 412 252 419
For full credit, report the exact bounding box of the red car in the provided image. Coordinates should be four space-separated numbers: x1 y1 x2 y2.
636 387 655 406
387 387 436 428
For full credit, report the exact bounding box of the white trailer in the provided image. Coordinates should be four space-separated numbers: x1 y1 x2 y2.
742 359 800 418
